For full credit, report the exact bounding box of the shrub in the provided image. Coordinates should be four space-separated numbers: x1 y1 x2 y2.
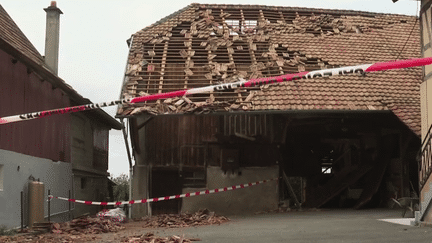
111 173 129 202
0 225 16 236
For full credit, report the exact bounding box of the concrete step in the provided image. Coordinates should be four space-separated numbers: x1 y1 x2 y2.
32 222 52 233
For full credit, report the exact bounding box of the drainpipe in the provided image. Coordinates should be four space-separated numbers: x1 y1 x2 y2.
44 1 63 75
121 118 133 219
128 167 133 219
117 34 135 218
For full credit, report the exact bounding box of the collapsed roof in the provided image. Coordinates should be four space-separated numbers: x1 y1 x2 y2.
117 3 421 136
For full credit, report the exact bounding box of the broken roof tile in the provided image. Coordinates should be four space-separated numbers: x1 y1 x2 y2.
118 3 422 136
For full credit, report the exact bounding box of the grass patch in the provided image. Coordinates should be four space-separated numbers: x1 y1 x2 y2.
0 225 17 236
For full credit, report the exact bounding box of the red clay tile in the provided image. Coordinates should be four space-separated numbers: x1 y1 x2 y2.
119 3 422 136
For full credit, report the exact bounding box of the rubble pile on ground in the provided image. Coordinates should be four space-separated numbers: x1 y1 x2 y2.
121 232 201 243
139 209 229 228
0 233 99 242
52 216 125 234
0 216 124 242
126 98 234 116
254 207 322 215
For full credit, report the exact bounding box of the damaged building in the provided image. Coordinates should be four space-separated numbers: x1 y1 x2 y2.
116 4 422 216
417 0 432 224
0 2 122 228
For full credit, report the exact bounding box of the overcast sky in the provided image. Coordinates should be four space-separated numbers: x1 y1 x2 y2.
1 0 419 177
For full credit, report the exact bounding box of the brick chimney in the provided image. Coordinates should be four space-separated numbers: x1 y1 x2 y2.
44 1 63 75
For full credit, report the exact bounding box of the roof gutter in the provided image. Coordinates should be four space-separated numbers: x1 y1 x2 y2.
116 35 134 118
116 109 395 119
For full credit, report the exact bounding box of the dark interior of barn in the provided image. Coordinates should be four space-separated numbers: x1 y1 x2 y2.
137 111 420 215
279 112 420 209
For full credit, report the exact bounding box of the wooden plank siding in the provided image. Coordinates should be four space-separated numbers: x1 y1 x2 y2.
420 0 432 186
136 114 276 168
142 115 216 167
0 48 71 162
93 127 109 171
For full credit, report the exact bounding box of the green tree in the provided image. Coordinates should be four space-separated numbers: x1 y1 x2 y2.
111 173 129 202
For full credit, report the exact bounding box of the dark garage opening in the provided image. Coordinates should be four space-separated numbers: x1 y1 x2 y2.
279 112 420 209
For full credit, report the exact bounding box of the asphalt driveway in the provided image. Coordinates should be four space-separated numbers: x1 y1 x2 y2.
101 209 432 243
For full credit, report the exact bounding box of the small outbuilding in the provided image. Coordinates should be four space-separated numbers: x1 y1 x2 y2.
0 2 122 228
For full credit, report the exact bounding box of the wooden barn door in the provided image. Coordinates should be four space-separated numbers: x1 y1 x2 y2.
150 168 182 215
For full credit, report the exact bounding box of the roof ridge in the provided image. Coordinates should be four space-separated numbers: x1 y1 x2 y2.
137 3 196 34
0 4 44 63
134 2 417 38
121 2 421 136
194 3 416 17
0 4 121 129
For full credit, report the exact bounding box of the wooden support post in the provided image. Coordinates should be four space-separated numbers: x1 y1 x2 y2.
279 11 286 24
221 10 242 102
259 10 283 75
184 31 193 89
282 171 301 209
207 48 215 102
146 44 156 95
158 41 169 97
21 191 24 230
399 132 414 198
258 9 265 30
68 190 72 220
220 10 236 73
47 189 51 222
206 36 215 101
241 9 257 65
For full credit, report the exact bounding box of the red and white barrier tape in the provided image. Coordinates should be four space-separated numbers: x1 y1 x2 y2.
48 177 279 205
1 57 431 125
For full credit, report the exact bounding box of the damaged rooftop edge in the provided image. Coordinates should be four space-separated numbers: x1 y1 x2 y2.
117 3 421 136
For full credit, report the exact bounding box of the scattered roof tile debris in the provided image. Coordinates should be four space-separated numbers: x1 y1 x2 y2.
137 209 229 228
0 211 224 243
51 215 125 234
0 216 125 242
121 232 201 243
117 3 421 136
0 231 100 243
0 234 100 243
254 207 323 215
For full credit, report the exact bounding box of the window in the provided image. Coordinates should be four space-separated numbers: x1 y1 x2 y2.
225 19 258 35
242 20 257 34
80 177 87 189
210 19 257 36
0 164 3 191
320 149 334 174
210 25 223 36
93 128 109 170
225 19 240 35
322 167 332 174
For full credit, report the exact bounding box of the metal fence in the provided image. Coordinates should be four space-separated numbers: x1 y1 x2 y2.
420 124 432 190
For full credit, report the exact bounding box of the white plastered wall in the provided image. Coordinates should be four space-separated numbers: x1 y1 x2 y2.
0 149 72 228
